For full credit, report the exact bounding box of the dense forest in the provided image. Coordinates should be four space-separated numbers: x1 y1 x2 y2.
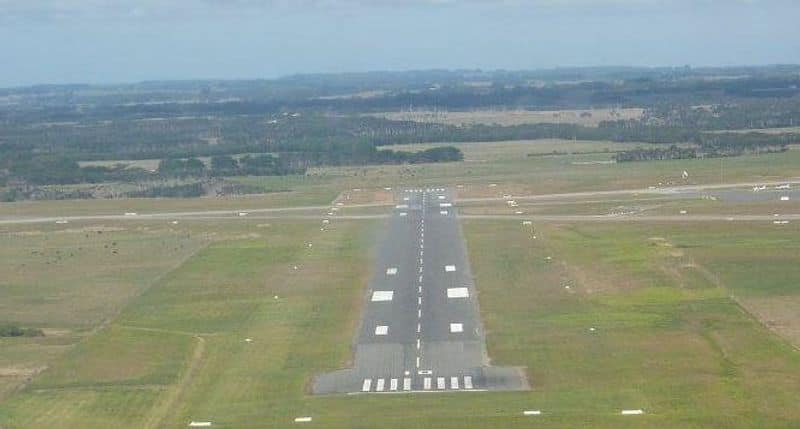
1 66 799 199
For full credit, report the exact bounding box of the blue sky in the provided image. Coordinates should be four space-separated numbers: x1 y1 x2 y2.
0 0 798 87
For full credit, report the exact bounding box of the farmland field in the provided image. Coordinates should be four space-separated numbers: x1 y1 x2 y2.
373 108 645 127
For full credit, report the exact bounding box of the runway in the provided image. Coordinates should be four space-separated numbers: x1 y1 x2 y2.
313 188 527 394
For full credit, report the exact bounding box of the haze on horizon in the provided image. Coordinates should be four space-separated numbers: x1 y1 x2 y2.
0 0 798 87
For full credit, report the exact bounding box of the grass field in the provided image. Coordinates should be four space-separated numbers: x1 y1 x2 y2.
4 216 800 427
3 140 800 427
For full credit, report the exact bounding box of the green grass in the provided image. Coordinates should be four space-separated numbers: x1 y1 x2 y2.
6 217 800 428
4 141 800 427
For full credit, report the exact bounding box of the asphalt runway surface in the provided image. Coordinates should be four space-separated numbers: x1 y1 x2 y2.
313 188 528 394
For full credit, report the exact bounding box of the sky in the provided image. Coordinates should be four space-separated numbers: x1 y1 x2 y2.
0 0 798 87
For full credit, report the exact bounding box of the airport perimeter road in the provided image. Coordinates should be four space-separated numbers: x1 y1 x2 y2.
314 188 527 394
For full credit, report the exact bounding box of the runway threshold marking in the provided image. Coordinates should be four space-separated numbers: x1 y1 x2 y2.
362 379 372 392
464 376 474 389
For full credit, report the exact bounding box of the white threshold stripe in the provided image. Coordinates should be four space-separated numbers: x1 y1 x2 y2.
376 378 385 392
450 377 459 389
362 378 372 392
403 378 412 391
348 389 490 395
390 378 398 391
437 377 446 390
423 377 432 390
464 376 473 389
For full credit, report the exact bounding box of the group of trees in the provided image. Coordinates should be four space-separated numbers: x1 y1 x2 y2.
157 154 301 178
614 145 697 163
0 324 44 337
